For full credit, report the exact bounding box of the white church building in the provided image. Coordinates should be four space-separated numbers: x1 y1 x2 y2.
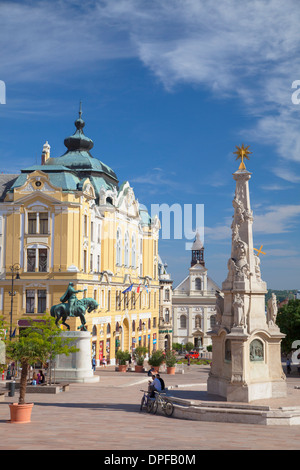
172 233 220 350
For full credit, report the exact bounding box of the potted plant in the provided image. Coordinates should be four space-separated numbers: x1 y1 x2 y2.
165 350 177 375
116 350 131 372
148 349 164 372
133 346 148 372
2 316 78 423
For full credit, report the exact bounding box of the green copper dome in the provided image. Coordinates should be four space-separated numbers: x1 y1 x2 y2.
45 105 118 183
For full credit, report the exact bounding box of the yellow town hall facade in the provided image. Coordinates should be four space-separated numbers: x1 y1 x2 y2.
0 109 160 365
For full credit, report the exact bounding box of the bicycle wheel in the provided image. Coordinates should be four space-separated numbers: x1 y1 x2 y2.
147 399 154 413
163 400 174 417
140 395 146 411
151 399 158 415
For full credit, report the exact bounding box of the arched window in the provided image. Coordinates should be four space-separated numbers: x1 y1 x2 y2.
124 231 129 267
180 315 187 328
195 278 202 290
92 325 97 336
210 315 216 329
106 323 111 335
165 309 170 323
132 320 136 331
116 228 122 266
132 234 136 268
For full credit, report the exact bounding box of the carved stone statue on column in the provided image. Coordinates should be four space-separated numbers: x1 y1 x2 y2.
233 293 245 327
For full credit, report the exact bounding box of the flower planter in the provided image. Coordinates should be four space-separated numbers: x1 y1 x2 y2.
135 365 143 373
167 367 176 375
8 403 34 423
118 364 127 372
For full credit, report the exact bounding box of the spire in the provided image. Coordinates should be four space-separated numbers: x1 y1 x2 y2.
63 103 94 153
191 231 205 267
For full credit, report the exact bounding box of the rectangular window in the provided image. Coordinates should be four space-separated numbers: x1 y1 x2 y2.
83 250 87 273
84 215 88 237
27 249 36 272
90 253 93 272
37 289 46 313
91 221 94 242
38 249 47 272
107 290 111 310
39 213 48 234
26 290 35 313
28 213 37 234
97 255 100 273
131 292 136 310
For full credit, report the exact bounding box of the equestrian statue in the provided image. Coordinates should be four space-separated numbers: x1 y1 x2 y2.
50 282 98 331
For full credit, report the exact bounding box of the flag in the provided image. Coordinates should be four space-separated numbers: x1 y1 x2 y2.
122 284 133 294
145 285 149 293
136 285 141 293
11 328 16 338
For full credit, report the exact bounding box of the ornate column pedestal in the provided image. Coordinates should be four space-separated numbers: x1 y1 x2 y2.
207 147 286 402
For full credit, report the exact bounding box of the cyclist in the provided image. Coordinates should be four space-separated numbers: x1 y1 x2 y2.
156 373 165 391
149 374 162 397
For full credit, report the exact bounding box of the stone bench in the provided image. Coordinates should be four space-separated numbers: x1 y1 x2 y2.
6 382 70 394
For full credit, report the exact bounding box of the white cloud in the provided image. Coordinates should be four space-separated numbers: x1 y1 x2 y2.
254 205 300 234
206 204 300 241
1 0 300 174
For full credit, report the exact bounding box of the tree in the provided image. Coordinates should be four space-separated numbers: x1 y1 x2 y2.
276 299 300 353
185 342 194 352
133 346 148 366
2 316 78 405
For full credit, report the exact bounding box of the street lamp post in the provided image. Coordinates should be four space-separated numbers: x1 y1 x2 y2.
8 263 21 340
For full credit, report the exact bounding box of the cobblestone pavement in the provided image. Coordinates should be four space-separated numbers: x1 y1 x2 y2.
0 364 300 451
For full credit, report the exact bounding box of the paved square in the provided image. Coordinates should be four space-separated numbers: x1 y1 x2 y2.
1 365 300 450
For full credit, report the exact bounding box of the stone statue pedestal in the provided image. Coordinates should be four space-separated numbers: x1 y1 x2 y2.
207 326 286 402
53 331 99 383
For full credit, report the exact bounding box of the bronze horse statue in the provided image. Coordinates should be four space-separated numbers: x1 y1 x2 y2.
50 297 98 331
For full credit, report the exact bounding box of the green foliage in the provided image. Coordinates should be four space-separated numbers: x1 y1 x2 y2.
206 345 212 352
148 349 165 367
116 349 131 365
185 342 194 352
276 299 300 353
266 289 296 304
172 342 183 352
177 358 211 365
133 346 148 366
165 350 177 367
2 316 78 404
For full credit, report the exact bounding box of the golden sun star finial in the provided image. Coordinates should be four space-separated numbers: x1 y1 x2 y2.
233 143 252 170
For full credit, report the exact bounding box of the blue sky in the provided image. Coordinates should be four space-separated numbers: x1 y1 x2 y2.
0 0 300 290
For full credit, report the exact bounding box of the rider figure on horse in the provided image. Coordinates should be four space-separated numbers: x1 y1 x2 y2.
60 282 87 317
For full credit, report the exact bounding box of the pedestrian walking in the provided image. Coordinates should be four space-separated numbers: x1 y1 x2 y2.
286 357 291 374
92 356 96 372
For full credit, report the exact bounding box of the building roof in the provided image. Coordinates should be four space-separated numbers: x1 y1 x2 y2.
192 231 203 250
0 174 19 201
44 107 118 184
10 108 119 200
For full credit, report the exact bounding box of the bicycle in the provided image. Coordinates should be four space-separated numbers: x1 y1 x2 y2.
147 391 174 417
140 390 155 413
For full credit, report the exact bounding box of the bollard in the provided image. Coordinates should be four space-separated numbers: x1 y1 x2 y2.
8 381 15 397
